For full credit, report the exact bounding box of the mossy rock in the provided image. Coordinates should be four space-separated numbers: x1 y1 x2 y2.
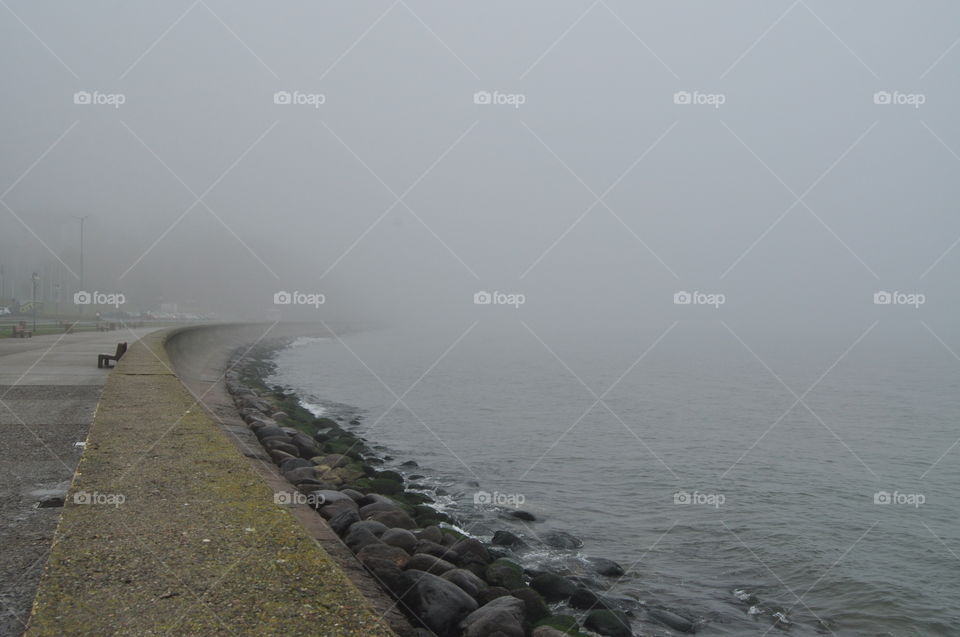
352 477 373 490
375 470 404 483
412 504 451 523
485 558 524 589
391 491 433 507
314 417 340 428
368 478 404 495
533 615 589 636
441 527 468 542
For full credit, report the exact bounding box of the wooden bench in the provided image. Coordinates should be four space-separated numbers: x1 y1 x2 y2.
97 342 127 368
12 322 32 338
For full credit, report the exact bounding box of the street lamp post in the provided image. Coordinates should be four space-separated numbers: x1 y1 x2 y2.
73 215 88 315
32 272 39 332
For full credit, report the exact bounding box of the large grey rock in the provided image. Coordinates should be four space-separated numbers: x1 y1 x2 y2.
588 557 625 577
414 539 459 561
542 530 583 549
402 570 478 637
441 569 488 598
451 538 490 565
510 587 550 622
328 507 360 536
459 595 525 637
344 526 382 552
484 559 524 590
584 609 633 637
381 528 418 553
530 573 577 602
406 553 457 575
357 543 410 569
368 509 417 530
648 608 695 633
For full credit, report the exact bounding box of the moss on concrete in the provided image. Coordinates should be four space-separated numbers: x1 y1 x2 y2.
26 332 396 636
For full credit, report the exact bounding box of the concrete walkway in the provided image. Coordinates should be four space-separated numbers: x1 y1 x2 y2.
25 329 397 636
0 328 157 637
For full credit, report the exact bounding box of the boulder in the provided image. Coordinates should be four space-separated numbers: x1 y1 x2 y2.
328 507 360 536
295 480 338 493
534 615 581 634
359 501 402 518
381 528 418 553
510 587 550 622
308 490 354 508
357 493 396 508
255 426 286 441
451 538 490 565
415 526 444 545
648 608 695 633
268 449 296 464
344 526 382 553
283 466 319 484
368 510 417 530
319 453 351 468
542 530 583 549
588 557 625 577
357 543 409 569
340 488 365 501
476 586 511 605
279 457 312 473
532 628 571 637
264 441 300 457
406 553 457 575
402 570 478 637
415 540 459 562
583 609 633 637
290 432 321 458
492 530 523 547
350 520 388 537
440 569 487 598
569 587 613 611
484 559 524 590
507 510 536 521
530 573 578 602
319 499 358 520
459 595 525 637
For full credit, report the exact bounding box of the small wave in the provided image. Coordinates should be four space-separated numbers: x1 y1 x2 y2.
289 336 330 348
298 398 326 417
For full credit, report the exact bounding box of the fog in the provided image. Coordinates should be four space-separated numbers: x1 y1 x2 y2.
3 1 959 346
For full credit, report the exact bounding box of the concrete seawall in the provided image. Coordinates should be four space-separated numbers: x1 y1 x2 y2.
26 325 400 636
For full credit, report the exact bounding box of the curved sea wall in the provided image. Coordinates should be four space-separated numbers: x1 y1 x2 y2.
226 339 673 637
25 326 397 636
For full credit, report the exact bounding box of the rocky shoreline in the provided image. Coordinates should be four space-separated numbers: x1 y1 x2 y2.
224 339 701 637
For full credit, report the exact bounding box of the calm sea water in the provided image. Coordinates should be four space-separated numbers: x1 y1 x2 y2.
267 323 960 636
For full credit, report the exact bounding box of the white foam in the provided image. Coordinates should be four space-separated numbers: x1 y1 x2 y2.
299 399 326 417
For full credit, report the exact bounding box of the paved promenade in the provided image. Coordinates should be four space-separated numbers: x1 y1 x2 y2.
0 328 156 636
24 328 397 636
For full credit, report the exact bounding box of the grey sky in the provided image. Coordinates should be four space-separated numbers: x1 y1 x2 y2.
2 1 959 340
